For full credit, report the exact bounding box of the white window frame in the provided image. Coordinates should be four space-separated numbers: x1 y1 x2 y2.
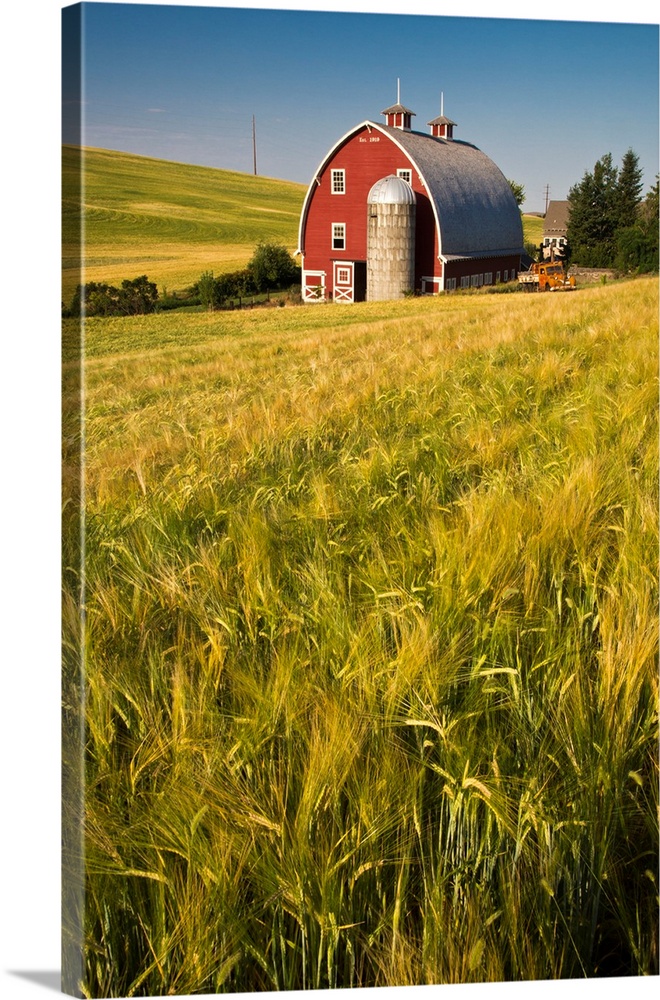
397 168 412 185
331 169 345 194
511 268 516 280
445 277 457 291
471 274 479 288
496 271 501 283
484 272 493 285
461 276 470 289
332 223 346 251
503 270 509 282
336 266 351 285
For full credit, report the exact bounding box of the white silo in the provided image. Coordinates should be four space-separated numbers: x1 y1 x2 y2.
366 174 416 301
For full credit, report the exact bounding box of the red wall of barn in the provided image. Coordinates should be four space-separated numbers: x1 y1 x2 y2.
444 255 521 282
301 125 440 290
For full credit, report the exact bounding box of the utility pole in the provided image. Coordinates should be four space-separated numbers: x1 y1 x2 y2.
252 115 257 176
543 184 550 214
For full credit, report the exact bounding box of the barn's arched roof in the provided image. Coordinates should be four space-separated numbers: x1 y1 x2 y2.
378 124 523 258
297 120 524 260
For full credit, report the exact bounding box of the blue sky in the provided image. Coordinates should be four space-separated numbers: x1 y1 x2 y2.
63 1 659 210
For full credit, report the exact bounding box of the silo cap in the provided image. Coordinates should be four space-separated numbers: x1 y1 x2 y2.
367 174 416 205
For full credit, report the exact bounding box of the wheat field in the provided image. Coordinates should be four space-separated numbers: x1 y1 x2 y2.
62 277 658 996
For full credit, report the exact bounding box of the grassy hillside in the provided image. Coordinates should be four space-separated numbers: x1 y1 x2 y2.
62 146 307 300
63 278 658 995
522 213 544 247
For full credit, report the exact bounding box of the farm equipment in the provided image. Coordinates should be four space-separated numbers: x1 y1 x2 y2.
518 260 576 292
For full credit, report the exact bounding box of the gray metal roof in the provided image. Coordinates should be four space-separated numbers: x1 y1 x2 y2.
375 124 524 257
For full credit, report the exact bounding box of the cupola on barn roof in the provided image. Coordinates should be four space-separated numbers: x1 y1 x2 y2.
381 102 416 117
427 114 457 126
381 80 415 131
428 95 457 139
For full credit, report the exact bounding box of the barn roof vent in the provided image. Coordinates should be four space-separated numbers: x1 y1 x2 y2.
428 93 457 139
367 174 416 205
382 78 415 131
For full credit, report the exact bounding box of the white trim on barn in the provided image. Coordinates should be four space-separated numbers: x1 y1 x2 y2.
302 269 327 302
421 275 441 295
331 222 346 250
333 261 354 302
331 169 346 194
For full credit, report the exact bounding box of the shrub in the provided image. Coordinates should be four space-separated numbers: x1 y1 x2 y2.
69 276 159 317
117 276 158 315
615 225 659 274
248 241 300 292
198 270 216 311
214 268 256 303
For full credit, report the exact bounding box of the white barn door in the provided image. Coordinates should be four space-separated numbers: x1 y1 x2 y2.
333 262 354 303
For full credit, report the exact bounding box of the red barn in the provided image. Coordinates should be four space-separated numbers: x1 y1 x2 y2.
297 99 524 302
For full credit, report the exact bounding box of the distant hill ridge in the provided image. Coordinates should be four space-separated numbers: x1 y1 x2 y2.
62 145 307 299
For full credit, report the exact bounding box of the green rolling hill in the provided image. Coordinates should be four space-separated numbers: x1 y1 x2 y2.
62 146 307 301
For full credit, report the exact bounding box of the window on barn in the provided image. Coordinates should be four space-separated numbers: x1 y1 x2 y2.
484 272 493 285
496 271 501 283
511 268 516 280
331 170 345 194
332 223 346 250
471 275 479 288
503 270 509 282
461 276 470 289
397 168 412 185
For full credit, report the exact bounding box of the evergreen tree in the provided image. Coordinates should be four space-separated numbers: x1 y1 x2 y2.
615 174 659 274
615 148 644 230
638 174 659 237
567 151 648 268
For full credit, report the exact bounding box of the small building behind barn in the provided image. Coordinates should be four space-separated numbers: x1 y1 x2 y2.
296 97 524 302
542 201 570 259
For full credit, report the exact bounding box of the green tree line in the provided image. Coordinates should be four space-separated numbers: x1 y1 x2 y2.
567 149 658 272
